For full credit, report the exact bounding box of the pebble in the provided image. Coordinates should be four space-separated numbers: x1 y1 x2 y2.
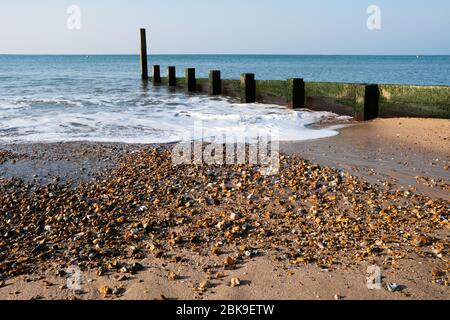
230 277 241 287
0 146 448 292
99 286 112 296
386 283 400 292
168 271 178 281
224 257 235 266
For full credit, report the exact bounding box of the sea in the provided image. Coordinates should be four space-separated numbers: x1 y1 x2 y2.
1 55 449 144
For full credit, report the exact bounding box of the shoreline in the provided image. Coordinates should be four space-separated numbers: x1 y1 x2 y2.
0 117 449 300
282 118 450 200
1 118 448 198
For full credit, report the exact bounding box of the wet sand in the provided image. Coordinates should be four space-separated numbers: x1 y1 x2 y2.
0 142 148 185
282 118 450 200
0 118 448 300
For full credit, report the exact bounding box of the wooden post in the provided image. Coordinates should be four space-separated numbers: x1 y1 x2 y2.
240 73 256 103
185 68 196 92
152 65 161 83
140 28 148 80
287 78 305 109
364 84 380 120
167 66 176 87
209 70 222 95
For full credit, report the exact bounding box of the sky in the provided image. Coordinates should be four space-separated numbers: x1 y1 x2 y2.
0 0 449 55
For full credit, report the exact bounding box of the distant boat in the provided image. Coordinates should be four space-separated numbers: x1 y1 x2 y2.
416 55 420 59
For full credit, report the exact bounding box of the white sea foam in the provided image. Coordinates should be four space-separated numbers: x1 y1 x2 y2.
0 93 349 144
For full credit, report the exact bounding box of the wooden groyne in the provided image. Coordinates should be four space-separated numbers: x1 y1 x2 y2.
139 29 450 120
139 28 148 80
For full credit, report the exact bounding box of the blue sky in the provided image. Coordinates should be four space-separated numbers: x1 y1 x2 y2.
1 0 449 54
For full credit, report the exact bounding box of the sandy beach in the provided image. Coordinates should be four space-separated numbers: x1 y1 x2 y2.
0 118 448 300
283 118 450 200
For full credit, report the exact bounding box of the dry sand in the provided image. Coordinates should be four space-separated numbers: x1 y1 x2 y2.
0 252 448 300
0 118 449 300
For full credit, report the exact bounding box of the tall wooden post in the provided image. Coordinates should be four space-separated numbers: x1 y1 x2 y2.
140 28 148 80
240 73 256 103
152 65 161 83
364 84 380 120
209 70 222 95
287 78 305 109
167 66 176 87
185 68 196 92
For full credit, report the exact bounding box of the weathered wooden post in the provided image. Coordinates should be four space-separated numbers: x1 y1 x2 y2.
363 84 380 120
167 66 176 87
209 70 222 95
140 28 149 80
185 68 196 92
240 73 256 103
152 65 161 83
287 78 305 109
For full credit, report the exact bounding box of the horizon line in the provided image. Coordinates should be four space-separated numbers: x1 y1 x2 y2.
1 53 449 56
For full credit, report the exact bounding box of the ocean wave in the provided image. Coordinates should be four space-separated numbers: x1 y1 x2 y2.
0 90 349 144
